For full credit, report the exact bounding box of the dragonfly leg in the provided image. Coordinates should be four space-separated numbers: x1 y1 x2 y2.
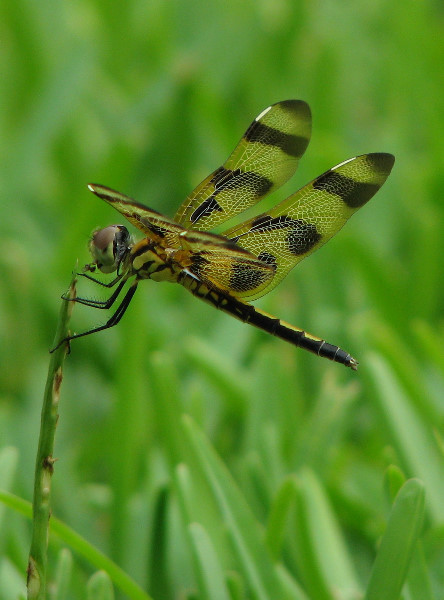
76 272 124 288
50 280 138 352
62 279 128 309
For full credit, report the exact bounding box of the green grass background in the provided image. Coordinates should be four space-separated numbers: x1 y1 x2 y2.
0 0 443 598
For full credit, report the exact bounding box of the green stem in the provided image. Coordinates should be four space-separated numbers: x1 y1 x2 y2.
27 275 76 600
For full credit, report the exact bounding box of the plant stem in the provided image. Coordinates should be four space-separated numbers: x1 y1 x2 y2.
27 275 76 600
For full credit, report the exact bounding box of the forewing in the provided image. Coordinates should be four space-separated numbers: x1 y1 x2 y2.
174 100 312 230
223 153 395 300
178 230 275 298
88 184 184 248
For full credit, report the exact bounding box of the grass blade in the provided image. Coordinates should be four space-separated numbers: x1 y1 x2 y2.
292 469 360 600
366 353 444 522
364 479 425 600
181 415 306 600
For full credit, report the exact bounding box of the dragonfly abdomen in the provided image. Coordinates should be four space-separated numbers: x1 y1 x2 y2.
273 319 358 369
179 271 358 369
241 305 357 370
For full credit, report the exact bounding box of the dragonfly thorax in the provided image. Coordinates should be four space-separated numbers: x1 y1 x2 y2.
88 225 132 274
130 240 180 283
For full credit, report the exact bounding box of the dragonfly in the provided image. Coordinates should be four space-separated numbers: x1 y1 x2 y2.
54 100 394 369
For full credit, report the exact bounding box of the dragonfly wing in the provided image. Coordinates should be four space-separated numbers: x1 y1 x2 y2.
88 184 184 248
223 153 395 300
174 100 312 230
178 230 275 298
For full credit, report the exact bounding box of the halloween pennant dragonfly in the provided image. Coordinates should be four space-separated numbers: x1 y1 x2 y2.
54 100 394 369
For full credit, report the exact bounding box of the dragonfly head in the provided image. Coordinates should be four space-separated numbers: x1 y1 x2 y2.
86 225 132 274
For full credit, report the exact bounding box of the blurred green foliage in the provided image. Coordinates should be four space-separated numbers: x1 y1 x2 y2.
0 0 443 598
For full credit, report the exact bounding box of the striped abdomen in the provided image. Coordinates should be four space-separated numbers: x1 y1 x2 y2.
179 272 358 370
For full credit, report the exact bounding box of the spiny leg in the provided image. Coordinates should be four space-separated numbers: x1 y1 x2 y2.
62 278 128 309
50 280 139 352
77 271 124 288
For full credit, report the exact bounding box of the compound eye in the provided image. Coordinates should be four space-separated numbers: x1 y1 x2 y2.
89 225 129 273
